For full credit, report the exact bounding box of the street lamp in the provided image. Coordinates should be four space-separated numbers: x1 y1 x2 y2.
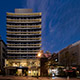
37 52 42 58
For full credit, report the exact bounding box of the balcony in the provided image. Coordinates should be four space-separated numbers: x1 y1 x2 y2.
7 12 42 16
7 36 41 39
7 22 41 25
7 43 41 46
7 45 41 48
7 37 41 41
6 24 41 28
7 52 38 54
7 31 41 33
7 50 39 52
7 27 41 30
7 39 41 42
7 18 41 23
7 28 41 30
7 56 37 59
7 33 41 36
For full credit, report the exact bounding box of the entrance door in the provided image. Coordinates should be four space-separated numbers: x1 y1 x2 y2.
17 69 22 76
9 69 16 75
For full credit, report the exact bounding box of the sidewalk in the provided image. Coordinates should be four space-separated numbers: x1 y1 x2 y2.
0 76 80 80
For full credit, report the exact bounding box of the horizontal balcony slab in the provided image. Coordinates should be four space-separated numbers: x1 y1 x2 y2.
7 44 41 45
6 25 41 28
7 15 41 18
7 52 38 54
7 18 41 22
7 21 41 25
7 12 42 16
7 50 39 51
7 56 36 58
7 57 37 59
7 46 41 48
7 29 41 31
7 27 41 30
7 21 41 23
7 40 41 42
7 39 41 41
7 34 41 36
7 39 41 40
7 34 41 38
7 31 41 34
7 37 41 39
6 36 41 40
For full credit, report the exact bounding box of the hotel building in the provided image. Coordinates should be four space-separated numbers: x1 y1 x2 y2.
5 9 42 76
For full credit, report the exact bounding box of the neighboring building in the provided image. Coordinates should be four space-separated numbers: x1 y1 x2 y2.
0 36 6 74
40 51 51 76
58 40 80 67
5 9 42 76
40 57 48 76
51 53 58 62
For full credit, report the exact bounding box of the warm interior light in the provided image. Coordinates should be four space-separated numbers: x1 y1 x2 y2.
28 71 31 73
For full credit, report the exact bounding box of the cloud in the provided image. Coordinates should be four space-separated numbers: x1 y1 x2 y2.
25 0 80 53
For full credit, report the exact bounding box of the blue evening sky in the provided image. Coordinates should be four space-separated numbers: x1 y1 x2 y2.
0 0 80 53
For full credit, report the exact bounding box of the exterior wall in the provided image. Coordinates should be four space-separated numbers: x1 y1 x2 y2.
78 44 80 65
40 58 48 76
0 40 6 73
15 9 32 13
6 9 42 59
6 9 42 76
58 41 80 66
69 44 80 66
58 47 68 66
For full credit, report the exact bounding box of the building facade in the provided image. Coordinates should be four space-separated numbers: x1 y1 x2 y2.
0 36 6 74
58 41 80 67
5 9 42 76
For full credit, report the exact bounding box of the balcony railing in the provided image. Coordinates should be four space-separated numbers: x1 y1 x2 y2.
7 27 41 30
7 39 41 42
7 36 41 39
7 33 41 36
7 50 39 52
7 38 41 40
7 31 41 33
7 18 41 22
6 24 41 27
7 43 41 46
7 45 41 48
7 12 42 16
7 52 38 54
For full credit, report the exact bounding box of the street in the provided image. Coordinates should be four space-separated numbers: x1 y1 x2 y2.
0 76 80 80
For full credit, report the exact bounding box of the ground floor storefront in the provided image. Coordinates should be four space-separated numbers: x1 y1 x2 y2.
5 59 40 76
5 67 40 76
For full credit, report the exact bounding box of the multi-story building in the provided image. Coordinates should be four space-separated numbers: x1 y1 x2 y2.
5 9 42 76
0 36 6 74
58 40 80 67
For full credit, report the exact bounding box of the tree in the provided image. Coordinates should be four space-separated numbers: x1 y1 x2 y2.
45 53 58 71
